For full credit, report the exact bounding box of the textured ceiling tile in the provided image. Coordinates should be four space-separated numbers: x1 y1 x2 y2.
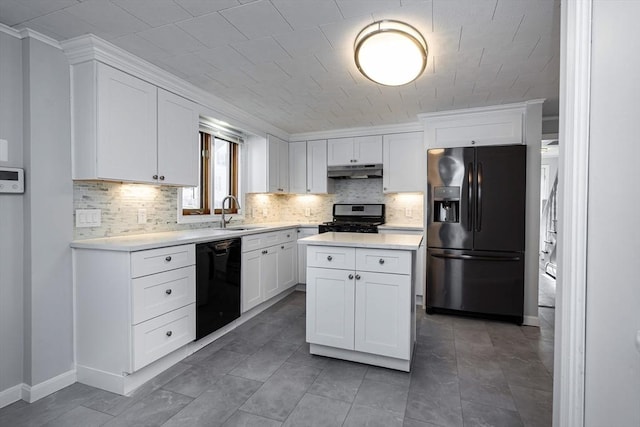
20 10 95 40
196 46 253 70
432 0 495 32
274 28 333 58
372 2 432 36
111 0 192 27
335 0 401 19
319 15 374 51
220 0 292 39
231 37 291 64
241 62 291 83
64 0 150 39
0 0 78 26
157 53 219 77
177 13 247 48
174 0 240 17
112 33 175 60
271 0 343 31
276 56 326 79
137 24 205 55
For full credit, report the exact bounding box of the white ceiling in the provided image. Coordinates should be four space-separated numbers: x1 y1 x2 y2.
0 0 560 135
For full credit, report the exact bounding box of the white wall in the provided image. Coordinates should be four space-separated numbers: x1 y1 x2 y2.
584 1 640 424
22 37 74 387
0 31 24 399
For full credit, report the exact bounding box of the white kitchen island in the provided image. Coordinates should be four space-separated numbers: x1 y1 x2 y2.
298 232 423 372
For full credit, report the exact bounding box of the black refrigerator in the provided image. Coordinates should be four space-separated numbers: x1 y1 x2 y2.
426 145 526 324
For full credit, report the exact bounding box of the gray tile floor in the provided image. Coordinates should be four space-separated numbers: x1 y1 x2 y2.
0 291 554 427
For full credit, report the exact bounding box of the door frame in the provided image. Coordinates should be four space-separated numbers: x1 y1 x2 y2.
554 0 591 425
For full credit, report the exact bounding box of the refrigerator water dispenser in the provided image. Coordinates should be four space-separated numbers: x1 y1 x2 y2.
433 186 460 223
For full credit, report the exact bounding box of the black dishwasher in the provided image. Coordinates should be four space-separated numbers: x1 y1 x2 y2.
195 239 241 340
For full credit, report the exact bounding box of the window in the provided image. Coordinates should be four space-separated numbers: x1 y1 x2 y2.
181 129 240 220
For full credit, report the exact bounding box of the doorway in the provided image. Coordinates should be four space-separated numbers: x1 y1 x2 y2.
539 139 559 309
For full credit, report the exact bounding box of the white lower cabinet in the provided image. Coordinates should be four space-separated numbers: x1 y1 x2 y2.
74 244 196 394
306 245 414 370
241 228 297 312
296 227 319 284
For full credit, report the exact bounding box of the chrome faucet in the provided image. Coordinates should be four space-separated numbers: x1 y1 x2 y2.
221 195 240 228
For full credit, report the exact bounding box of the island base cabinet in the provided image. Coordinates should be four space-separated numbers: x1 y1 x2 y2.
306 267 355 350
354 272 411 360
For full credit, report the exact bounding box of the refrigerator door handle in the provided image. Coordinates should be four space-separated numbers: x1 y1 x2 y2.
476 162 483 232
430 252 521 262
467 162 474 231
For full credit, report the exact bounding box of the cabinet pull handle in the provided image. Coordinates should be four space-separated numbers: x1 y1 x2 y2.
159 175 165 181
355 274 361 280
153 174 158 180
281 245 284 249
165 289 172 295
379 258 385 265
327 255 332 261
348 274 354 280
166 331 172 337
262 250 267 254
165 256 172 262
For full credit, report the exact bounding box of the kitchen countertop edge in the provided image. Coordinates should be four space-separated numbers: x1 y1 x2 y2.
298 232 422 251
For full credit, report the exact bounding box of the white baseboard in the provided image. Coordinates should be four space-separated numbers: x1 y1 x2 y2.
0 384 23 409
523 315 540 327
21 369 77 403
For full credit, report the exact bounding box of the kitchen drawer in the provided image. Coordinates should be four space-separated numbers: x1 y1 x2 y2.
131 244 195 278
307 246 355 270
242 231 280 252
356 249 411 275
131 266 195 324
131 304 195 371
279 229 296 243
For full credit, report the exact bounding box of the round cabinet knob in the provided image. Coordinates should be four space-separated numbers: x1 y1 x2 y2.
471 140 477 145
297 230 300 233
165 256 172 262
348 274 354 280
355 274 361 280
165 289 172 295
281 245 284 249
159 175 165 181
327 255 333 261
286 234 290 238
379 258 385 265
166 331 173 337
153 174 158 180
383 187 387 191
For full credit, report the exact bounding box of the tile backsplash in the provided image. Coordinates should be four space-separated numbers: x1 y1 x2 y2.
73 179 423 239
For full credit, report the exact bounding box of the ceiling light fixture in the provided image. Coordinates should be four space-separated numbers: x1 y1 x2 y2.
354 20 428 86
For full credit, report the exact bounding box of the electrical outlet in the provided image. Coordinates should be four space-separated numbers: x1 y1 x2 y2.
137 208 147 224
305 207 311 217
405 207 412 217
252 207 259 218
262 208 268 217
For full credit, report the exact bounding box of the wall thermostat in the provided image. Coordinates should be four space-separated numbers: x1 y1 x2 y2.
0 167 24 194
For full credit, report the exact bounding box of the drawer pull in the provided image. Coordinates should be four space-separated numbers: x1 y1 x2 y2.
166 331 172 337
348 274 354 280
327 255 333 261
286 234 290 238
165 256 172 262
165 289 172 295
281 245 284 249
355 274 361 280
379 258 385 265
153 174 158 180
262 250 268 254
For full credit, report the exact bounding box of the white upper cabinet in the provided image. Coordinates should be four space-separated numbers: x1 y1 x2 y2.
157 89 199 186
247 134 290 193
289 141 307 194
327 135 382 166
421 109 524 148
306 139 334 194
71 61 198 186
382 132 425 193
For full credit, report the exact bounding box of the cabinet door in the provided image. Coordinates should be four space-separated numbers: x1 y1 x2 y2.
157 89 199 186
354 271 411 359
278 241 297 290
354 135 382 164
383 132 425 193
241 249 263 312
307 139 333 194
297 228 319 284
327 137 354 166
306 267 355 350
96 64 157 183
268 137 280 193
261 246 280 300
289 141 307 194
278 139 290 193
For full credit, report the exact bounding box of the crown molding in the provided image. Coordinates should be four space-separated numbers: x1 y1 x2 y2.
289 120 423 142
60 34 289 141
0 24 61 49
0 23 20 39
417 99 546 121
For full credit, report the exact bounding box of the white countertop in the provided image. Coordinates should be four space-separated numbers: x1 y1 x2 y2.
298 232 422 250
70 223 305 252
378 223 424 232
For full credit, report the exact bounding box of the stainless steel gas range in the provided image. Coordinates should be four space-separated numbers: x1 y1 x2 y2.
318 203 385 234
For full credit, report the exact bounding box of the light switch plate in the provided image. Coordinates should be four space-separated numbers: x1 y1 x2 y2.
305 207 311 217
137 208 147 224
405 208 412 217
76 209 101 228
